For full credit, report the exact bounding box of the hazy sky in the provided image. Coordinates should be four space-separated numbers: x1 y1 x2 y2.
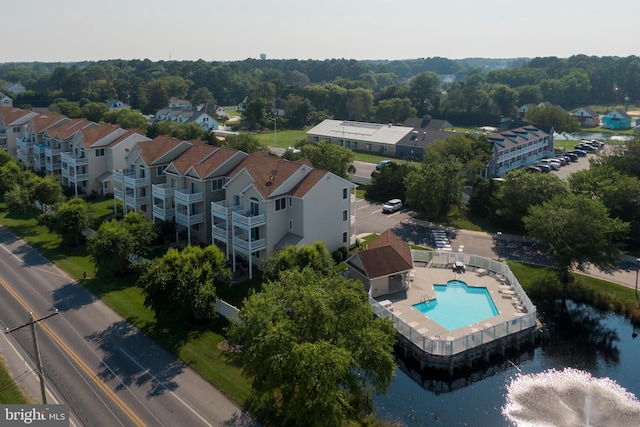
4 0 638 63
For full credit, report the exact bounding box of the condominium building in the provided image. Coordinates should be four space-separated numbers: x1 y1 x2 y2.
61 124 151 196
113 135 194 218
211 151 357 278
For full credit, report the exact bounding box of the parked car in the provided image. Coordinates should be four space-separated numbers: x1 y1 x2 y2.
525 165 542 173
569 149 587 157
539 158 561 170
576 143 595 152
382 199 403 213
564 152 578 162
552 156 567 166
536 163 551 173
376 160 393 170
558 155 572 164
587 140 603 150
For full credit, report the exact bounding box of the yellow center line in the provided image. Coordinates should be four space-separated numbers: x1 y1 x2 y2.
1 276 146 427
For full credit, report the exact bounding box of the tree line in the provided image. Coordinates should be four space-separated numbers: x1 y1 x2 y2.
1 55 638 129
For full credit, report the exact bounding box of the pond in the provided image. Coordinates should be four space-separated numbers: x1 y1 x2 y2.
374 301 640 426
554 131 634 141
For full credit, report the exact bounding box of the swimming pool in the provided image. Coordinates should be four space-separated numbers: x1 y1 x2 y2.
413 280 499 331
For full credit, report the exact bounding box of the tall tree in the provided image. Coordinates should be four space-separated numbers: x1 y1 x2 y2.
88 212 156 273
261 242 337 281
226 268 396 427
138 245 231 321
495 169 570 232
102 108 149 133
524 194 629 285
222 133 264 153
299 141 355 179
366 162 415 203
52 198 94 246
405 160 459 219
409 71 442 115
525 105 580 133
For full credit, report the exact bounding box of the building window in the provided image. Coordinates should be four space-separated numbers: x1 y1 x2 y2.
342 231 348 243
343 210 348 221
342 188 348 199
365 143 372 150
289 196 292 207
157 166 164 177
12 127 20 133
275 197 286 211
95 148 105 157
211 177 226 191
289 219 293 230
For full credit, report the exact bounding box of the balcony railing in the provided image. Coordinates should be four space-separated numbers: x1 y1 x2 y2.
175 189 204 204
61 152 88 167
113 170 150 188
152 183 175 200
16 137 36 148
211 200 242 217
124 194 150 208
175 211 204 226
62 169 88 182
153 205 175 221
44 147 62 157
45 161 62 172
114 188 124 200
232 210 266 228
211 225 229 240
233 237 266 253
16 150 32 162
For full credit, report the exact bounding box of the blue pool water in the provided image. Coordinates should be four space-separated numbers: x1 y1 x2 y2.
413 280 498 331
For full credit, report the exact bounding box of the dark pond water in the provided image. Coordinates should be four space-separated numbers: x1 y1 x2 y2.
374 301 640 426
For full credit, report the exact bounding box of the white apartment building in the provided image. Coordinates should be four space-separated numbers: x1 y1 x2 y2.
211 152 357 279
33 118 98 176
113 136 195 218
486 125 555 177
61 124 151 196
156 144 248 244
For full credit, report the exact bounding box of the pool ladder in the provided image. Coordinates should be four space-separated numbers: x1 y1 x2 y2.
420 293 429 302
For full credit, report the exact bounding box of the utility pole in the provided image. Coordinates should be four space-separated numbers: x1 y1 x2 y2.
5 309 59 404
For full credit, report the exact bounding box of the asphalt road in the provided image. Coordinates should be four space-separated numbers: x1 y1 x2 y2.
354 198 640 292
0 225 257 427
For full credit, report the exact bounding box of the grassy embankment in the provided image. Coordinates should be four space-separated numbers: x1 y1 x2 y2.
0 198 254 405
0 358 33 404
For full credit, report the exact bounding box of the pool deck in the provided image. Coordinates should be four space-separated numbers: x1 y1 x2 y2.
376 263 528 341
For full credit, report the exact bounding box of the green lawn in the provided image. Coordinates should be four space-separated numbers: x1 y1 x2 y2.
254 129 307 148
0 358 32 404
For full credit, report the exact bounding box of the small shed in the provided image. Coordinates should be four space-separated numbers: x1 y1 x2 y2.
345 230 413 298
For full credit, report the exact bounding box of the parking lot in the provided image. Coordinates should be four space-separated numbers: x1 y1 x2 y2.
551 144 608 179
